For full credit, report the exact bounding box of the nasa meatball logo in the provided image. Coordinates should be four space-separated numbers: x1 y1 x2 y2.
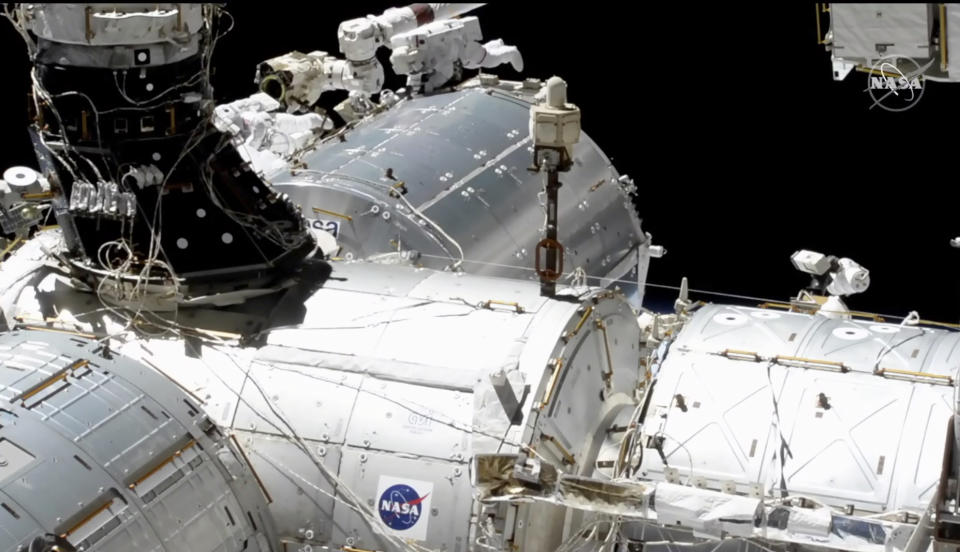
865 54 926 112
375 476 434 540
379 484 427 529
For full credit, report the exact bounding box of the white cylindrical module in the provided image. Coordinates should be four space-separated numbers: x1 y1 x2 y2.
130 261 644 551
270 82 649 299
0 251 644 551
632 303 960 516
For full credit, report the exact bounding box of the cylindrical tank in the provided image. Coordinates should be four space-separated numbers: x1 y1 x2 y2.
0 329 276 551
266 80 649 297
631 303 959 515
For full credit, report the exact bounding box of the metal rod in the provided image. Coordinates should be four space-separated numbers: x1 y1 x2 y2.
538 358 564 410
942 4 949 72
20 325 97 339
596 318 615 388
12 359 89 405
129 440 196 489
0 237 23 260
876 367 953 385
81 110 90 141
167 105 176 136
61 497 116 538
541 433 576 465
854 66 904 79
312 206 353 221
481 299 525 313
84 6 94 41
565 306 593 341
774 355 848 373
721 349 761 361
815 3 823 44
20 192 55 200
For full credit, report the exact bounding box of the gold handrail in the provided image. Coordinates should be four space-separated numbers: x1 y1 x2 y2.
816 3 824 45
942 4 949 72
312 206 353 221
538 358 564 410
876 367 953 386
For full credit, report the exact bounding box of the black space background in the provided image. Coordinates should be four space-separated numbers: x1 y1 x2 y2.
0 3 956 319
